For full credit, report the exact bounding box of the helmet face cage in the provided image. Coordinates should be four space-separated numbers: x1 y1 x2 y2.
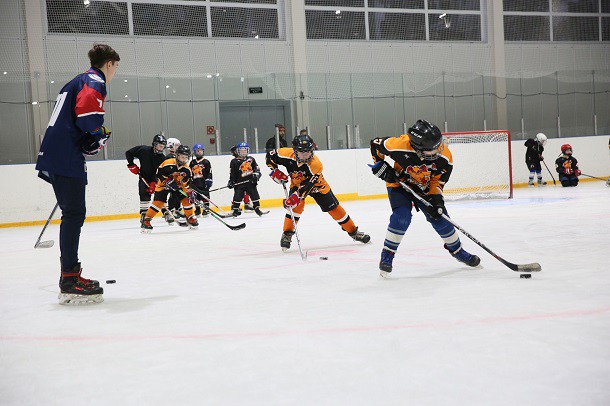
167 138 181 153
408 120 443 161
536 133 547 146
193 143 204 158
175 145 190 166
561 144 572 155
152 134 167 154
293 135 315 163
236 142 249 158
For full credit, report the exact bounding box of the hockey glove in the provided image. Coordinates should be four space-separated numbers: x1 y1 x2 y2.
575 169 581 177
227 180 235 189
127 164 140 175
283 193 301 210
251 172 261 185
187 189 198 204
425 194 445 220
369 161 397 183
270 169 288 184
205 178 213 189
81 126 111 156
146 181 157 195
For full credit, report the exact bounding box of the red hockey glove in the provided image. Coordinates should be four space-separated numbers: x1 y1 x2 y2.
575 169 581 176
187 189 198 204
127 164 140 175
146 181 156 195
270 169 288 184
283 193 301 210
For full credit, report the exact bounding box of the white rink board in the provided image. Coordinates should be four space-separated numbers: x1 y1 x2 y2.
5 135 610 224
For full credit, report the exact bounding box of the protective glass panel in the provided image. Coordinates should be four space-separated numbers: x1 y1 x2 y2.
429 13 481 41
305 10 366 40
211 0 277 3
503 0 549 12
603 17 610 41
552 0 598 13
369 12 425 40
211 7 279 39
46 0 128 35
504 15 551 41
367 0 424 9
133 4 207 37
553 16 599 41
428 0 480 11
305 0 365 6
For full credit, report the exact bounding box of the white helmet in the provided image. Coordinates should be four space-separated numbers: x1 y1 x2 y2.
535 133 547 145
166 137 181 152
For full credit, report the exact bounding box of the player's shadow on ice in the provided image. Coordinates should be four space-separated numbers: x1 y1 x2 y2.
48 295 178 313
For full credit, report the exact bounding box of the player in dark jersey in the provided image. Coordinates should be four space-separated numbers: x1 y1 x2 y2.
524 133 547 187
35 44 119 304
228 142 265 217
164 137 183 224
189 144 213 216
370 119 480 278
267 134 370 251
125 134 167 221
141 145 198 232
555 144 580 187
230 144 255 212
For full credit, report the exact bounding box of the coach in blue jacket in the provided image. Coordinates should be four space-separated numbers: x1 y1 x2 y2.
36 43 119 305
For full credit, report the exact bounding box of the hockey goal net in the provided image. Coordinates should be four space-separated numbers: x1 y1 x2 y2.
441 130 513 199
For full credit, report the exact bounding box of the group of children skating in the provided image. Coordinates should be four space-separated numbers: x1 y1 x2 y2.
524 132 581 187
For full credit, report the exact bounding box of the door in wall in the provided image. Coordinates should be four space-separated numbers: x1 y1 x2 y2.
219 101 290 154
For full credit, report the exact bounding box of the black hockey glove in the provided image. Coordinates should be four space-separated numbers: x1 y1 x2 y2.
227 180 234 189
425 194 445 220
369 161 397 183
80 126 111 156
251 172 261 185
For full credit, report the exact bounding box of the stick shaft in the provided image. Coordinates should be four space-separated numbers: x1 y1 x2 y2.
34 202 59 248
282 183 306 261
542 160 557 185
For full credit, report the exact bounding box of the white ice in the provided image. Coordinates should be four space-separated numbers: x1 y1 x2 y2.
1 182 609 405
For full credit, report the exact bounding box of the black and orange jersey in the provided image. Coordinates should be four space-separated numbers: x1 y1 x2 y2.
229 155 260 185
555 155 578 175
189 157 212 189
370 134 453 195
266 148 331 197
155 157 193 193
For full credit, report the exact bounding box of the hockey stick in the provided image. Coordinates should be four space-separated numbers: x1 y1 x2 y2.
282 182 306 261
34 202 59 249
176 187 246 231
542 161 557 185
580 173 608 182
208 180 249 193
398 181 541 273
190 185 233 217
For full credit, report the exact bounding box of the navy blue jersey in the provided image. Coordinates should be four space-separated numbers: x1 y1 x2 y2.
36 67 108 182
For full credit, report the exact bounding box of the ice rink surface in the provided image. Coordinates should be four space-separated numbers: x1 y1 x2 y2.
1 181 609 405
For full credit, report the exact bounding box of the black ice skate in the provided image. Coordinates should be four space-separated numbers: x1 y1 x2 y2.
379 249 395 278
280 231 294 252
187 216 199 230
537 179 547 186
255 208 269 216
232 209 242 217
349 227 371 244
141 217 153 233
528 180 535 187
244 203 255 212
163 210 174 225
444 244 481 267
58 263 104 305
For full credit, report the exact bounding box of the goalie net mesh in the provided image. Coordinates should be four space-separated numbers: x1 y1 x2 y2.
442 130 513 200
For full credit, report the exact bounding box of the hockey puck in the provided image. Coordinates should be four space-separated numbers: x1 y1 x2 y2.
106 280 116 284
320 256 328 260
519 274 531 279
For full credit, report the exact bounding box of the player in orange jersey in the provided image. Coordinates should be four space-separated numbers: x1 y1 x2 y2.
266 134 370 251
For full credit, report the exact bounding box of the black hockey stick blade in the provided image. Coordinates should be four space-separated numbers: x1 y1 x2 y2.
34 240 55 249
209 211 246 230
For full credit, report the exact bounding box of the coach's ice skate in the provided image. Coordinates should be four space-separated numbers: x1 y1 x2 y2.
379 249 395 278
349 227 370 244
58 263 103 305
280 231 294 252
444 244 480 267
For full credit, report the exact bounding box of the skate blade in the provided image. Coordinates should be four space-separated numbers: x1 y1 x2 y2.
281 247 290 253
58 293 104 305
188 225 198 230
141 228 152 234
379 270 392 279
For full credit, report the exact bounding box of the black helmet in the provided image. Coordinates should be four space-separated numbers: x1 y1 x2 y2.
152 134 167 154
292 135 315 163
175 144 190 165
408 119 443 161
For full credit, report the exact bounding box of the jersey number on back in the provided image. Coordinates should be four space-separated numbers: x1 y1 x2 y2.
47 92 67 128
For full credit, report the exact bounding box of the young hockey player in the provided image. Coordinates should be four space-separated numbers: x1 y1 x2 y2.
164 137 183 224
141 145 198 232
266 134 370 251
227 142 265 217
370 119 480 278
555 144 581 187
35 43 120 304
189 143 213 215
230 144 255 212
524 133 547 187
125 134 167 221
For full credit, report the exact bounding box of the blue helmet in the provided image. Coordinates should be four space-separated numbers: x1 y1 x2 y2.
193 143 205 158
236 142 249 158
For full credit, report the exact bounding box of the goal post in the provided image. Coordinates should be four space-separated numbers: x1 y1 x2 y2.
441 130 513 200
